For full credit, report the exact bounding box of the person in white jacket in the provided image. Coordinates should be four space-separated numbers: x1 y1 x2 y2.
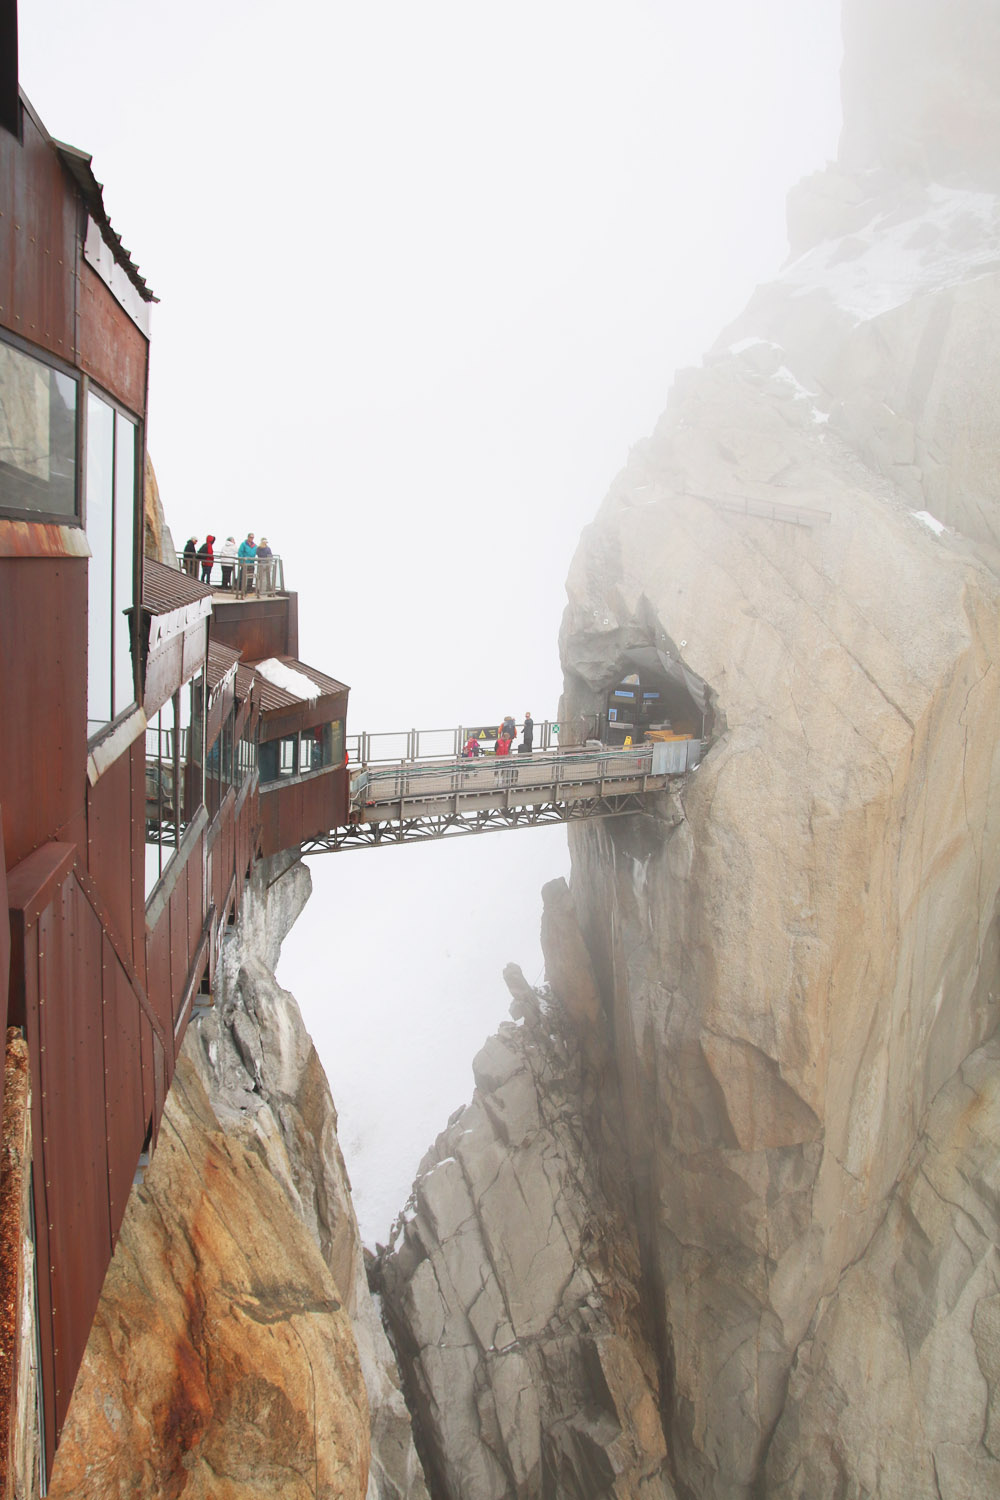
217 536 238 590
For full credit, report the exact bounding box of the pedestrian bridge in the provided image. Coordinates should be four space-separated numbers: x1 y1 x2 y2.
301 728 703 852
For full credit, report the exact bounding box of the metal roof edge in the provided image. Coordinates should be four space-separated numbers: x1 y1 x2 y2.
50 136 158 305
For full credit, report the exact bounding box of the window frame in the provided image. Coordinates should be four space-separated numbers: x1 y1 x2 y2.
0 329 84 525
83 381 143 746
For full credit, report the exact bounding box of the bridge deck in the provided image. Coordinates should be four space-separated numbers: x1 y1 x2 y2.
303 739 701 852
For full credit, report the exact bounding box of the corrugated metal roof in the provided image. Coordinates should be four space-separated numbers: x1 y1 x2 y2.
253 657 349 714
206 640 241 692
143 558 213 616
51 139 158 303
234 663 258 704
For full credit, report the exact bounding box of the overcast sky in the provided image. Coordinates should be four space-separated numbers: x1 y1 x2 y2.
21 0 843 1242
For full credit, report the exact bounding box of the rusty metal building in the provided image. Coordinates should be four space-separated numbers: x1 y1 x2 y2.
0 67 350 1487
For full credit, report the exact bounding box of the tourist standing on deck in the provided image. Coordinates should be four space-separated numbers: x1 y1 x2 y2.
197 534 215 584
521 711 534 753
182 536 198 577
217 536 237 590
237 532 257 595
256 537 274 596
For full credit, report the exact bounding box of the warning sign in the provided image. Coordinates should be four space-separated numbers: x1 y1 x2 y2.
465 725 499 743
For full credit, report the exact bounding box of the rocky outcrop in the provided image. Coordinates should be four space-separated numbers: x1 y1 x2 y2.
384 3 1000 1496
766 1036 1000 1499
379 934 674 1500
143 452 176 565
49 857 428 1500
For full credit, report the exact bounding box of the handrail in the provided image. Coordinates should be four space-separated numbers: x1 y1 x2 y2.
345 716 601 766
350 742 681 812
174 551 286 595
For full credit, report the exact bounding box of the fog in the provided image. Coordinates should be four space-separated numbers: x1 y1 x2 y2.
20 0 843 1241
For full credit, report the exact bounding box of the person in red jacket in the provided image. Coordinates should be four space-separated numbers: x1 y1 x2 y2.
197 534 215 584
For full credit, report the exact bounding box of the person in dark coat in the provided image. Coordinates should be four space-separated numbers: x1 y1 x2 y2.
197 534 215 584
182 536 198 577
502 714 516 742
521 711 534 752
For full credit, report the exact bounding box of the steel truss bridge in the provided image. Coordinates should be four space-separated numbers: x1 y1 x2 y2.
302 735 703 853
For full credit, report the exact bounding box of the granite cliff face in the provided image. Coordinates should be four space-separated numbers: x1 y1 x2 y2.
381 4 1000 1496
49 857 429 1500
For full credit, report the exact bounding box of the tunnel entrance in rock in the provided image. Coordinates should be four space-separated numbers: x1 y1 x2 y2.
603 645 708 748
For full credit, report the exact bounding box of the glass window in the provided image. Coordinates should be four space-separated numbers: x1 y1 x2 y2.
310 719 344 770
279 735 297 778
222 707 235 788
114 416 137 714
238 716 257 783
300 729 320 773
86 395 114 731
206 729 222 822
87 392 139 740
178 672 204 838
258 737 278 784
144 677 205 902
145 696 177 898
0 340 78 517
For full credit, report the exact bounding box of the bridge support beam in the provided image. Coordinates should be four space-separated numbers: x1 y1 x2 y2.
300 794 652 853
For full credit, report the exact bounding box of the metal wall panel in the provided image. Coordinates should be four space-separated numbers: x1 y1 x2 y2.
260 767 347 856
210 598 295 664
142 632 185 718
139 1005 155 1136
144 907 174 1062
185 834 204 980
0 813 7 1120
129 741 147 988
0 111 77 358
0 560 88 868
37 880 111 1448
168 876 188 1032
77 262 147 417
259 689 349 743
86 750 133 966
102 935 146 1245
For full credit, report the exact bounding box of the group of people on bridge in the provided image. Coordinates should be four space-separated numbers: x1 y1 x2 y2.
464 712 534 759
181 531 278 595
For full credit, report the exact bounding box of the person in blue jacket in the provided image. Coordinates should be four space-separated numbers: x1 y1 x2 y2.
236 532 257 595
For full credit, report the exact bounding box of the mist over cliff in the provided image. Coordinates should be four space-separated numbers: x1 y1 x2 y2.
379 4 1000 1496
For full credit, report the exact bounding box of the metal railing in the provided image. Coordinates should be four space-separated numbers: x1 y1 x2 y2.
345 717 601 766
174 551 286 596
351 739 700 811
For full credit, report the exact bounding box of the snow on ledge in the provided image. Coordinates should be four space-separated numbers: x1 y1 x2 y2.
912 510 946 536
255 657 320 702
